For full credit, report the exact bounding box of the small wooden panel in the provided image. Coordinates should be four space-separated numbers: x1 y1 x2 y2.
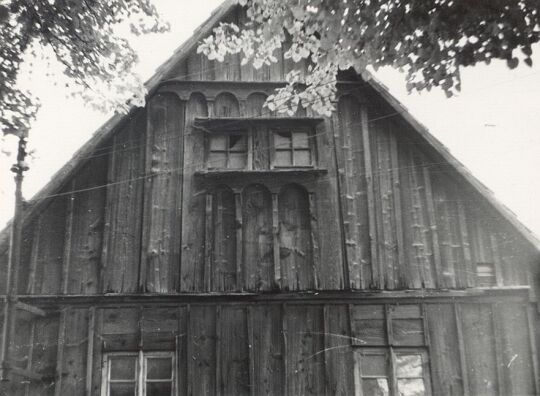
33 197 67 294
324 305 354 395
425 304 464 396
180 93 209 291
284 304 325 396
498 303 535 395
243 184 274 291
28 316 59 396
142 93 185 292
141 307 179 350
67 157 107 294
251 305 284 395
218 306 250 395
188 305 216 395
460 303 499 395
278 185 315 290
101 307 139 351
60 308 90 395
101 114 146 293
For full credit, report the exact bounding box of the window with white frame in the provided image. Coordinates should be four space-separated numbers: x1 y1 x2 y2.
102 351 174 396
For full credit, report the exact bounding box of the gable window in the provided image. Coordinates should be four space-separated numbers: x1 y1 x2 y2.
475 262 496 287
272 129 314 168
208 132 248 169
102 351 174 396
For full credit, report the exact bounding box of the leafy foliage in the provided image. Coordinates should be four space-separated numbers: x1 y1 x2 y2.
198 0 540 115
0 0 168 137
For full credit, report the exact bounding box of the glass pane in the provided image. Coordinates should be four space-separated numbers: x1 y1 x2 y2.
208 152 227 168
210 135 227 150
398 378 426 396
110 356 136 380
292 131 309 148
229 152 247 169
110 382 136 396
274 131 292 149
396 354 423 378
229 134 247 151
294 149 311 166
146 382 172 396
362 378 389 396
360 353 388 377
146 357 172 380
275 150 293 166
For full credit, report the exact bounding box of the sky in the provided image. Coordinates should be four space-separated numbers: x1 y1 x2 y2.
1 0 540 240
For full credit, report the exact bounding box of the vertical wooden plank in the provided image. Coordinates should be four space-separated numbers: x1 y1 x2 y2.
186 305 193 396
282 304 289 396
284 305 325 395
457 199 474 288
461 303 498 395
181 93 209 291
235 193 243 290
205 193 213 292
324 304 354 395
215 306 221 396
247 307 255 396
28 316 59 396
526 305 540 395
272 194 281 288
454 304 470 396
490 234 504 286
309 193 321 289
101 114 146 293
189 305 216 395
360 104 379 288
251 304 284 395
423 166 443 288
176 306 188 396
27 218 41 294
491 304 506 396
61 182 75 294
218 306 250 395
425 304 464 395
141 93 185 293
61 308 90 395
54 308 67 396
99 135 116 293
85 307 95 396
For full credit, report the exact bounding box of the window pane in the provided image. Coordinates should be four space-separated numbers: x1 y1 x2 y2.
229 134 247 151
398 378 426 396
110 382 136 396
294 149 311 166
292 131 309 148
146 357 172 380
362 378 389 396
146 382 172 396
275 150 293 166
360 353 388 377
110 356 136 380
210 135 227 150
274 131 292 149
208 152 227 168
396 354 423 378
229 152 247 169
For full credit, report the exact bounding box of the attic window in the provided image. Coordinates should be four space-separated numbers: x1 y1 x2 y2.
272 129 314 168
208 133 248 169
475 262 496 287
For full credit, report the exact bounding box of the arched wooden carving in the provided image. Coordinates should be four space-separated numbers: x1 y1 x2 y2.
214 92 240 117
242 184 274 290
278 184 314 290
211 185 237 291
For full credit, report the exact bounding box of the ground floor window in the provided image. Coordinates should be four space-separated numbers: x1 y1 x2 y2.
102 351 175 396
354 348 431 396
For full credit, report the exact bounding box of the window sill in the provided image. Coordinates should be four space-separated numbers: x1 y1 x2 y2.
195 168 328 178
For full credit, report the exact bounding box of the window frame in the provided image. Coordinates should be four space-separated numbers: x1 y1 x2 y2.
270 127 316 169
353 347 432 396
206 130 250 170
101 351 176 396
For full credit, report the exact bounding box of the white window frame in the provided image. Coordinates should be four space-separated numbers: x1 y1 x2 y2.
101 351 175 396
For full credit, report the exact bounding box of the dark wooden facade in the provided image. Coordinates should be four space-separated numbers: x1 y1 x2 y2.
1 3 539 395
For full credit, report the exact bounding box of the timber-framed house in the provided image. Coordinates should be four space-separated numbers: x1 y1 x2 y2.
1 1 539 395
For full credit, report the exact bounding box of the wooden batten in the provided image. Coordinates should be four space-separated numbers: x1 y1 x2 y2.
272 193 281 288
389 131 406 287
54 308 67 396
423 165 443 288
457 199 474 288
454 304 470 396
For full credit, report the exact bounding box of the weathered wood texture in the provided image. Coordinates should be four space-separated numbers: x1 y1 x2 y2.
2 300 538 396
142 93 185 292
101 114 146 293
